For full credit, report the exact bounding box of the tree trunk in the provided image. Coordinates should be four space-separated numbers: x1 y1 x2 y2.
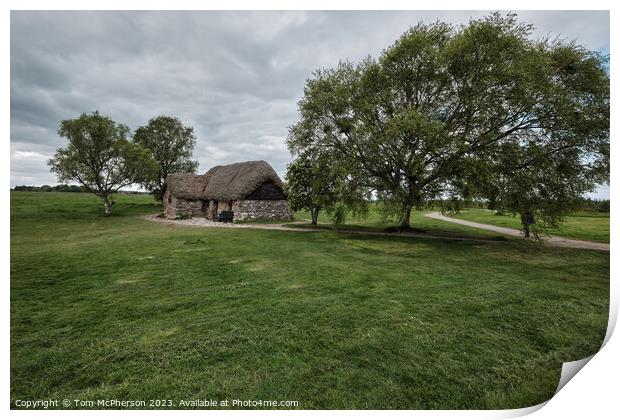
101 195 113 216
311 208 319 225
521 212 533 239
158 182 166 205
399 202 413 230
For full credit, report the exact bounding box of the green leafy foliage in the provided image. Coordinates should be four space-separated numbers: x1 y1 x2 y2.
48 111 157 215
133 115 198 201
287 13 609 235
284 151 368 225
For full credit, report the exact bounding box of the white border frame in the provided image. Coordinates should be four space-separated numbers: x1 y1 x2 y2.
3 1 617 419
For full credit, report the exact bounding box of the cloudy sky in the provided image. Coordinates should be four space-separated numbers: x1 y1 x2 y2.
10 10 610 197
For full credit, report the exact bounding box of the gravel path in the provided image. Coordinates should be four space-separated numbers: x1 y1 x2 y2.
142 214 311 232
424 212 609 251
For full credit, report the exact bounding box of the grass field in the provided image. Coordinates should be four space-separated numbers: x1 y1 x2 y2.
451 209 610 243
11 192 609 409
292 207 512 240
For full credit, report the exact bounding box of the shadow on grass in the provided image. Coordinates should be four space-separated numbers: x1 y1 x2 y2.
285 221 512 243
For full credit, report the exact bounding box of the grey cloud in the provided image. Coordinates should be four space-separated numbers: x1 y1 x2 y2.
10 10 610 198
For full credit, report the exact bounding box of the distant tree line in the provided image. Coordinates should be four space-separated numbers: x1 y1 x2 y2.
47 112 198 215
573 198 610 213
433 197 609 213
11 184 150 194
13 184 85 192
285 13 609 238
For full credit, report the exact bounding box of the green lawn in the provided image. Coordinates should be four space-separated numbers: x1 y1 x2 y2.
292 207 513 241
450 209 610 243
11 192 609 409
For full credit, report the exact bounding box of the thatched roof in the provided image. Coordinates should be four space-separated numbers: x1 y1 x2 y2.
164 173 208 200
203 160 283 201
165 160 283 201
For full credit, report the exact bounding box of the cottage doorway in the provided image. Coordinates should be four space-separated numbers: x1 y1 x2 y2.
211 200 218 219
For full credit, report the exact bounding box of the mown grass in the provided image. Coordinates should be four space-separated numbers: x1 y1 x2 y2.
450 209 610 243
292 208 511 241
11 192 609 409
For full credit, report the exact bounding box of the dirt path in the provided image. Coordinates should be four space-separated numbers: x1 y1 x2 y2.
142 214 506 244
424 212 609 251
143 214 609 251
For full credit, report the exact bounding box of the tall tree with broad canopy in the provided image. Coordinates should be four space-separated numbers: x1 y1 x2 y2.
48 111 157 216
287 13 609 232
133 115 198 202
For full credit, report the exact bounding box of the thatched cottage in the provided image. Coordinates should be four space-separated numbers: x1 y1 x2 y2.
163 160 292 222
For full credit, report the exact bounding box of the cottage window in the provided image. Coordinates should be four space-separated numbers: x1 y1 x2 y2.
168 196 172 204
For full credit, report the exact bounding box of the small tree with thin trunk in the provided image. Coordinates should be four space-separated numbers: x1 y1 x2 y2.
284 153 330 225
285 150 368 226
133 115 198 203
48 111 157 216
475 138 607 239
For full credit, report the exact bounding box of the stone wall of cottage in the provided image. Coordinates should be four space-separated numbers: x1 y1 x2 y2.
163 192 292 222
163 191 205 219
232 199 292 221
